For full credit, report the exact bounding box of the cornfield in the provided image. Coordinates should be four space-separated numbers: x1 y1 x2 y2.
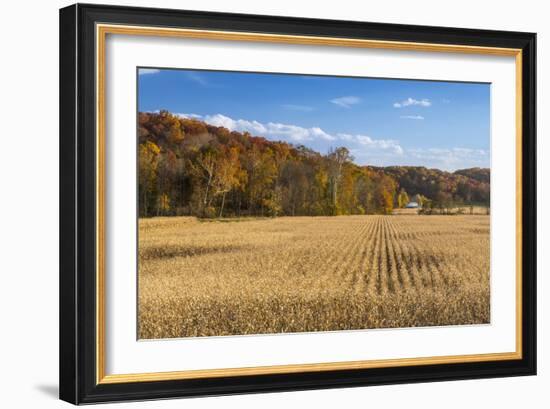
138 215 490 339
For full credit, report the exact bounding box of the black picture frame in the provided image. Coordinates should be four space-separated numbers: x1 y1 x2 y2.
60 3 536 404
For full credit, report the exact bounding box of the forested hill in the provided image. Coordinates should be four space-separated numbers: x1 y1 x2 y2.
369 166 490 207
138 111 490 218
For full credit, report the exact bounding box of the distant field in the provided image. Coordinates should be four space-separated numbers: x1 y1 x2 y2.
392 206 489 215
392 208 419 215
138 215 490 339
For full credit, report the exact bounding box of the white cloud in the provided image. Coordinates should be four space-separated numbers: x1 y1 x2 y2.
337 133 354 142
309 127 335 141
139 68 160 75
282 104 314 112
330 96 361 108
355 135 404 155
194 113 335 142
162 111 487 170
184 72 209 86
400 115 425 120
174 113 405 154
175 113 203 119
407 147 489 170
338 133 403 156
177 113 401 154
393 97 431 108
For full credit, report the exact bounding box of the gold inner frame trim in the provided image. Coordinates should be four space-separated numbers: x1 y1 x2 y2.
96 23 523 385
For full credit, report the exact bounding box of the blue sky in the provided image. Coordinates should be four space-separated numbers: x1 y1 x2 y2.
138 68 490 171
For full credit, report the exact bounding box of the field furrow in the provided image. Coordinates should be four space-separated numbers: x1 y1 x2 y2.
386 218 414 292
138 215 490 338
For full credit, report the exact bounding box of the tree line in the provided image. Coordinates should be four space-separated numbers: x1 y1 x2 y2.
138 111 490 218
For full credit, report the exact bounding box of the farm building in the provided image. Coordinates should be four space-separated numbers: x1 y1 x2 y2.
405 201 420 209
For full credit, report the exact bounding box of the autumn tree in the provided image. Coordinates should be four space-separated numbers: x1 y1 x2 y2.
137 112 489 218
188 145 218 215
212 147 242 218
138 141 160 216
280 160 309 216
397 189 410 208
374 174 397 214
327 147 353 214
354 171 374 214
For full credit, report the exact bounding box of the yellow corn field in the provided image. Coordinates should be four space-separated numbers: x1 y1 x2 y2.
138 215 490 339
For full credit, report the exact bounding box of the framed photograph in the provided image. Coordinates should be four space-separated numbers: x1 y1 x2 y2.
59 3 536 404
